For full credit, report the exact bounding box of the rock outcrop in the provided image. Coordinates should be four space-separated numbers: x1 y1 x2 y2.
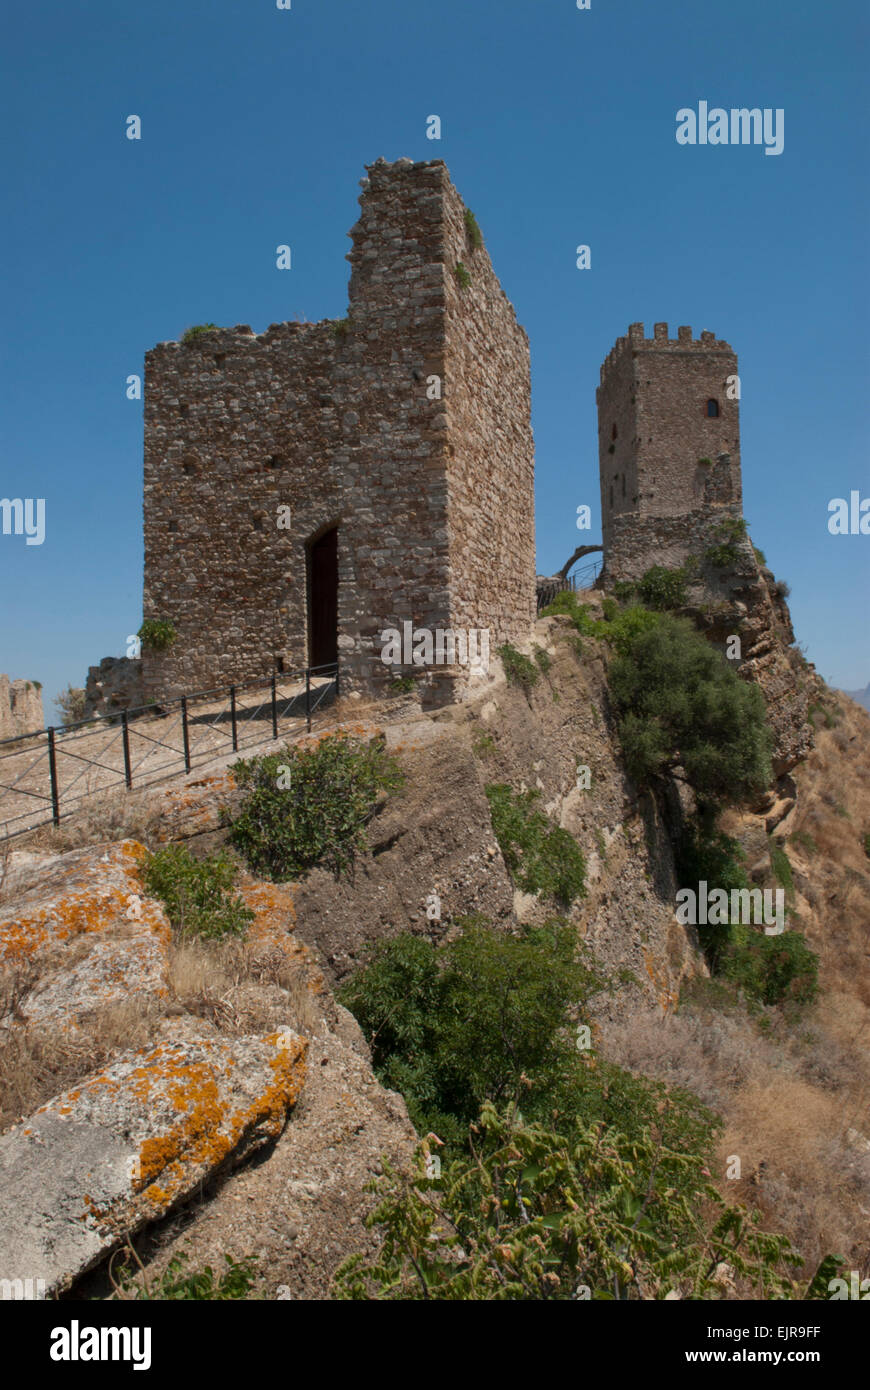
0 1032 307 1296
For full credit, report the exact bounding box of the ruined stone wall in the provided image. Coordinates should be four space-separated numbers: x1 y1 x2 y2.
597 323 741 556
441 181 536 669
0 676 43 740
142 321 342 698
142 159 533 702
83 657 145 719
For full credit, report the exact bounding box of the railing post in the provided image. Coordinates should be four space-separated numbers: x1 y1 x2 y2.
181 696 191 773
230 685 238 752
47 727 61 826
271 674 278 740
305 669 311 733
121 711 132 788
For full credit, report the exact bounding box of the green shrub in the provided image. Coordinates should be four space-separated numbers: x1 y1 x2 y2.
611 580 637 604
332 317 351 337
389 675 415 694
463 208 483 250
181 323 220 343
137 618 177 651
675 821 750 967
636 564 689 611
141 845 254 940
226 732 404 882
608 613 773 804
721 927 819 1007
768 837 794 900
753 546 767 566
113 1252 258 1300
532 645 551 674
698 456 712 467
486 783 586 907
339 918 598 1149
454 262 472 290
333 1102 804 1300
498 642 539 691
540 589 598 634
704 516 748 567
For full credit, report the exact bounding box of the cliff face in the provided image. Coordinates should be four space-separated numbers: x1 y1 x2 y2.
0 676 43 741
1 609 865 1297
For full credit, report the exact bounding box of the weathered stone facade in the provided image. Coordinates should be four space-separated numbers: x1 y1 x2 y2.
0 676 43 741
597 322 741 578
142 159 535 703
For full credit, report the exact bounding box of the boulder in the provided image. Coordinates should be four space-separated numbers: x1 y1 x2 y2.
0 1030 306 1296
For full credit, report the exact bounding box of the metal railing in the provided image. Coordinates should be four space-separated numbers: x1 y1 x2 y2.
0 662 339 841
536 558 602 613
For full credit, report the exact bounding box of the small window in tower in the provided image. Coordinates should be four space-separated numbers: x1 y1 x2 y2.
168 519 178 533
706 398 720 418
252 514 264 531
611 423 618 440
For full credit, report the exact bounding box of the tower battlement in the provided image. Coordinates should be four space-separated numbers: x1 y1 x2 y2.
596 323 742 578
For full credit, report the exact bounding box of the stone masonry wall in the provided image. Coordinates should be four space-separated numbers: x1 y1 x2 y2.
142 159 534 702
0 676 44 741
441 183 536 675
597 323 741 558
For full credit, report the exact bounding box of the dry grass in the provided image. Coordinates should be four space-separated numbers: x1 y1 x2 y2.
168 935 320 1038
0 998 162 1133
14 786 165 858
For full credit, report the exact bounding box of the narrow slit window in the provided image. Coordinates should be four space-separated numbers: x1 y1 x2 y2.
706 398 720 418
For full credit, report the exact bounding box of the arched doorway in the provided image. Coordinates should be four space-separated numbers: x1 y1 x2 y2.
307 525 338 669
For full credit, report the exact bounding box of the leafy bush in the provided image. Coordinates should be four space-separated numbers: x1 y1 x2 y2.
498 642 539 691
463 208 483 250
704 516 748 567
226 733 404 881
339 919 598 1150
721 927 819 1007
113 1252 257 1300
180 323 220 343
753 546 767 566
540 589 598 633
389 675 415 694
675 821 750 967
454 262 472 290
486 783 586 907
137 618 177 651
636 564 689 611
333 1104 804 1301
54 684 86 728
141 845 254 940
608 613 773 804
532 645 551 675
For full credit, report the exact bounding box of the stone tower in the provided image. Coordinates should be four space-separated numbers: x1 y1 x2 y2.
596 322 742 580
141 158 535 704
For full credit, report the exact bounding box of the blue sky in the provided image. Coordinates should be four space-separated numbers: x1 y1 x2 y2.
1 0 867 723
